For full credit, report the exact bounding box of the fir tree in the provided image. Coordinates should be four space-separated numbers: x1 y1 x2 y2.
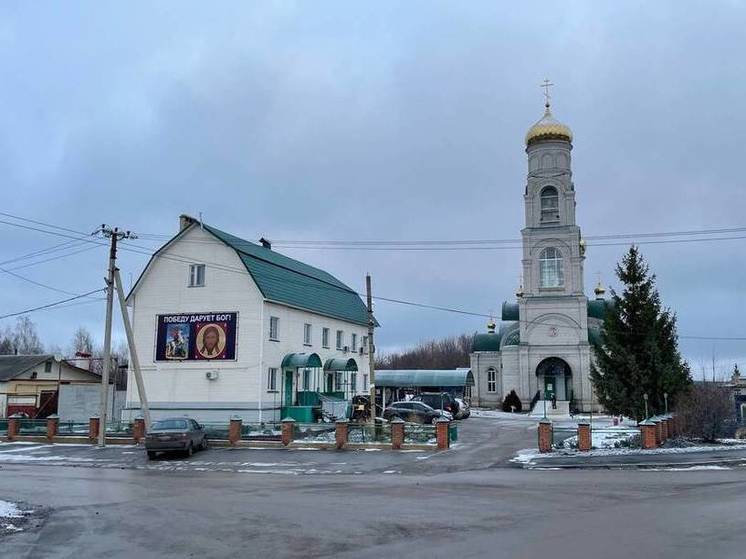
590 246 691 420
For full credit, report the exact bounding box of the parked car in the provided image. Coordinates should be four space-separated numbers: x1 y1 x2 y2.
455 398 471 419
383 401 442 424
412 392 460 416
145 417 208 459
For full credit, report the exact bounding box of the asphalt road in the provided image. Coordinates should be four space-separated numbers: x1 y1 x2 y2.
2 417 745 558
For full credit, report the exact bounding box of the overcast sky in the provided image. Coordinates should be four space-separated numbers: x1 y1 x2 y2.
1 1 745 379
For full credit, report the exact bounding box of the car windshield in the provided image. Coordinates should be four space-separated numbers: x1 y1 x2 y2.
151 419 188 431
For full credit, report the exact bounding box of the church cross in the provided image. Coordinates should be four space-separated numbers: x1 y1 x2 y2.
540 79 554 108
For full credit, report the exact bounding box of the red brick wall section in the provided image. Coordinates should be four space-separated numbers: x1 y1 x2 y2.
436 420 450 450
89 417 100 442
577 422 591 452
229 417 242 446
640 421 657 449
660 418 668 442
7 417 19 440
391 419 405 450
654 420 663 445
46 416 59 440
133 418 145 443
335 420 349 450
538 420 553 453
281 418 295 446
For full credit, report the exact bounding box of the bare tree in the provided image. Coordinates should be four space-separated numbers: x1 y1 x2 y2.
376 334 474 370
11 316 43 355
70 326 95 355
678 383 735 442
0 326 14 355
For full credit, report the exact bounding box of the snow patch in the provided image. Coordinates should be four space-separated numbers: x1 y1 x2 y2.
0 500 24 519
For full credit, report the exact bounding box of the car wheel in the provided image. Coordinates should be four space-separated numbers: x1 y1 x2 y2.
185 443 193 458
201 437 208 451
147 451 157 460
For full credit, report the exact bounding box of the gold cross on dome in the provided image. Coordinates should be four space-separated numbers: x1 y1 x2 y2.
540 79 554 108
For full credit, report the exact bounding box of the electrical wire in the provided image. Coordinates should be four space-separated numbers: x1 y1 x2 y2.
0 288 107 320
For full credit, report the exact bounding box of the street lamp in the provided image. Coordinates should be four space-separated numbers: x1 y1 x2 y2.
643 393 649 420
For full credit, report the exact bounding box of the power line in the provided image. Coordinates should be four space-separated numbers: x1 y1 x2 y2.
0 288 107 320
0 265 96 297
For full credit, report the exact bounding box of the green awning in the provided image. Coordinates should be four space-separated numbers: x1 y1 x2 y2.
376 369 474 388
281 352 322 369
324 358 358 371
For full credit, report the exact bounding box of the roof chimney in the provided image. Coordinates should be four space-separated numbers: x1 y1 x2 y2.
259 237 271 250
179 214 195 231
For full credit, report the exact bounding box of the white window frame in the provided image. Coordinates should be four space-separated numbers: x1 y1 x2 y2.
539 247 564 288
350 372 357 393
363 374 369 391
351 333 357 352
267 367 278 392
487 368 497 393
540 186 560 223
303 368 311 390
322 328 330 348
269 316 280 341
336 330 344 350
303 323 312 346
334 371 343 391
188 263 206 287
362 336 368 354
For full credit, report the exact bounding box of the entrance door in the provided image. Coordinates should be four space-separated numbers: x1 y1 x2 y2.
284 371 294 407
544 377 555 400
325 373 334 393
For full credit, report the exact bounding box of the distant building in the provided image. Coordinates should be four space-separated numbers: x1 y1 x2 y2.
0 354 101 418
470 97 606 414
123 215 376 423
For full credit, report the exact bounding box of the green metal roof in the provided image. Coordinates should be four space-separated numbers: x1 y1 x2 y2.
202 223 373 327
500 322 520 346
471 332 501 352
324 358 358 371
281 352 322 369
376 369 474 388
502 302 519 321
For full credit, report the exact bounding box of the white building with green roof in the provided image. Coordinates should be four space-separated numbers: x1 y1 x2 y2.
123 215 375 423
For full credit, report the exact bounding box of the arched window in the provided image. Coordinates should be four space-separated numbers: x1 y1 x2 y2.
486 368 497 393
539 247 564 288
540 186 559 223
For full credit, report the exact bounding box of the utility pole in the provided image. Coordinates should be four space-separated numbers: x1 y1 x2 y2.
366 274 376 424
98 226 134 447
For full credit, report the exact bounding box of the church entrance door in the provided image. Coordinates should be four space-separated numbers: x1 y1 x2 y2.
536 357 572 401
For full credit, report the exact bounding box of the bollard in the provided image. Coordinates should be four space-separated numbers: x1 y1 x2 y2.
133 417 145 443
436 418 451 450
577 420 591 452
46 414 59 441
639 420 657 449
89 416 100 442
229 416 242 446
7 415 21 441
281 418 295 447
390 417 405 450
538 418 553 453
335 419 349 450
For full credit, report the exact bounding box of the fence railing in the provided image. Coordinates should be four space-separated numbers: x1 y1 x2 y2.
105 421 134 436
240 422 282 440
17 419 48 436
56 421 91 436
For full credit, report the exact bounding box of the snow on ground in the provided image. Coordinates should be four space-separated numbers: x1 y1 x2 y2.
557 425 639 450
0 500 23 519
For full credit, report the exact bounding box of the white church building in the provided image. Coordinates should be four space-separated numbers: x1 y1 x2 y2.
470 96 608 414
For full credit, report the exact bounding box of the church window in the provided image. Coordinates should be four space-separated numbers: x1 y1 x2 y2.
539 247 564 288
540 187 559 222
487 368 497 393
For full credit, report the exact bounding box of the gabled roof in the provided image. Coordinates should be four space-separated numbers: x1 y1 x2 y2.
0 355 51 381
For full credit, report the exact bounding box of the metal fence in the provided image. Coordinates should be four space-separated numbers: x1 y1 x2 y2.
56 421 90 436
16 419 48 435
201 422 230 440
105 421 134 436
348 422 392 444
240 422 282 441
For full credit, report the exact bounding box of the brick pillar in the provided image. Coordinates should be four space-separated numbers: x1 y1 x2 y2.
436 419 450 450
666 416 675 438
281 418 295 446
640 420 657 449
133 417 145 443
229 417 242 446
335 419 349 450
538 419 553 453
653 418 663 445
577 421 591 452
7 416 20 441
46 415 59 441
660 416 668 442
89 416 100 442
390 418 405 450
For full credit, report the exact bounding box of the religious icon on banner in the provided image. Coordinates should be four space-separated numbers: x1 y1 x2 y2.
164 324 189 360
195 322 228 359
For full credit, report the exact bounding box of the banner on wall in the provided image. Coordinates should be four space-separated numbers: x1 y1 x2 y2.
155 312 237 361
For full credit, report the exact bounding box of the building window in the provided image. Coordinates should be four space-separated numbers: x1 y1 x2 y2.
188 264 206 287
487 368 497 393
363 374 368 391
303 368 311 390
44 361 52 373
539 247 564 288
351 333 357 352
362 336 368 354
335 371 343 391
350 372 357 393
303 323 312 346
267 367 278 391
269 316 279 341
322 328 330 348
336 330 344 350
540 186 559 223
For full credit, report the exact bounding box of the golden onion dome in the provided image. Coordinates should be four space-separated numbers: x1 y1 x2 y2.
525 105 573 145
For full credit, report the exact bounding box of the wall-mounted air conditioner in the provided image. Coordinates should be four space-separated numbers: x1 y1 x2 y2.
206 370 219 381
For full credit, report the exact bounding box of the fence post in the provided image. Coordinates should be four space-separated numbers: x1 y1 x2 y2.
229 416 242 446
133 417 145 443
46 414 59 441
538 418 553 453
436 418 450 450
89 416 100 443
653 417 663 445
577 420 591 452
660 415 668 442
7 414 21 441
639 420 657 449
335 419 349 450
390 417 405 450
281 418 295 447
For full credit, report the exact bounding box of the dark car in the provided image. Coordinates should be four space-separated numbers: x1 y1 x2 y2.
383 401 442 424
145 418 208 459
412 392 459 416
